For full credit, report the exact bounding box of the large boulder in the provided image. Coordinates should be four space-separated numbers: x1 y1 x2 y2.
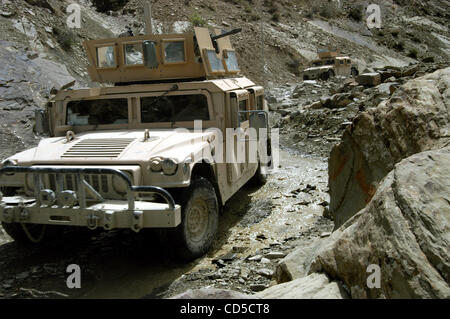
170 288 253 299
308 147 450 299
329 67 450 227
256 273 348 299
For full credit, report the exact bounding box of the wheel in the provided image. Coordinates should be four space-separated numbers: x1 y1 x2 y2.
1 222 64 245
351 68 359 77
250 162 268 186
172 177 219 261
320 72 329 81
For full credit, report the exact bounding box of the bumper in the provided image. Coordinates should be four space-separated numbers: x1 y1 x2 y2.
0 166 181 231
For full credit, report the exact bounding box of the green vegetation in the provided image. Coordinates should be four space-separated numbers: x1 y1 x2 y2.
407 48 419 59
53 27 76 52
348 5 363 22
190 13 207 27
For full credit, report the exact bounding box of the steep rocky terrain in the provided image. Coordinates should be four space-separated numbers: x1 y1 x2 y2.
0 0 449 299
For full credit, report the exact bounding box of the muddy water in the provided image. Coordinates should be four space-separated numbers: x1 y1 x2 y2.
0 149 330 299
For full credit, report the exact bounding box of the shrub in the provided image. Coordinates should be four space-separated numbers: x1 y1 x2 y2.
348 5 363 21
53 27 76 51
393 41 404 51
407 48 419 59
190 13 207 27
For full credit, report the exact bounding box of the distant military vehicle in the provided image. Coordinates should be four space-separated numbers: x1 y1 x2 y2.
302 49 359 81
0 27 272 260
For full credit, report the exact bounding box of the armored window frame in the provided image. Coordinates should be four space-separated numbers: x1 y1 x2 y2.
204 49 226 75
238 97 250 126
162 39 187 65
122 41 145 67
136 90 216 128
95 44 117 69
64 96 132 128
222 49 240 74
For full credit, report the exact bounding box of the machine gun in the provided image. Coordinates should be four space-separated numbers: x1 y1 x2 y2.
211 28 242 53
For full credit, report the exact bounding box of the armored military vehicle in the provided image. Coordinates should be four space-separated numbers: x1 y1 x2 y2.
302 49 359 81
0 27 272 260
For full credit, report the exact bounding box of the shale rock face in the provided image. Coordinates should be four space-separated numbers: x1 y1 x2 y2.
256 273 348 299
170 288 253 299
329 67 450 227
308 147 450 299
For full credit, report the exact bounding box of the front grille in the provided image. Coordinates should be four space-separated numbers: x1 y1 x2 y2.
44 173 114 193
61 138 134 158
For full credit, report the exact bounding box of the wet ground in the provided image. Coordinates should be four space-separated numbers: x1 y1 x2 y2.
0 147 333 299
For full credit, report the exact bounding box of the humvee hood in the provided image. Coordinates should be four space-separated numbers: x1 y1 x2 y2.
304 65 334 72
30 130 214 164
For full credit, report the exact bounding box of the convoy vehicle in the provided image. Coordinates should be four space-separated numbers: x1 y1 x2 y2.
302 49 359 81
0 27 272 260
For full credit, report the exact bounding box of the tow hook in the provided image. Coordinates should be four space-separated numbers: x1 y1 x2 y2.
87 213 99 230
132 211 143 233
19 208 31 222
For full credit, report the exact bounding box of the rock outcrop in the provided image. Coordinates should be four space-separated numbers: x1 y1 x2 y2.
256 273 348 299
329 67 450 227
170 288 253 299
308 147 450 298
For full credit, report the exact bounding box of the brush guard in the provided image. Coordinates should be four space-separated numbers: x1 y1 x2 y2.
0 166 181 232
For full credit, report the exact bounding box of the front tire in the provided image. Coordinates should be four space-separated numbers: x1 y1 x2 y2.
250 163 268 186
172 177 219 261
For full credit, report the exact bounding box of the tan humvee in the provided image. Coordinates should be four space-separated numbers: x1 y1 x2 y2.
302 49 359 81
0 27 272 260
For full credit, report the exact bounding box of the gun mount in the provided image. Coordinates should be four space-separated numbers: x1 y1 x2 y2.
84 27 243 85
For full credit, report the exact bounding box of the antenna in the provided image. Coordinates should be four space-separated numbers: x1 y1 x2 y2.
260 0 265 87
144 0 153 35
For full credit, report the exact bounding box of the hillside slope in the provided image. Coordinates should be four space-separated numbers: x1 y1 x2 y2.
0 0 449 159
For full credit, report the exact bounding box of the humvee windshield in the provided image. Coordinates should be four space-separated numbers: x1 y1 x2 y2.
141 94 209 123
67 99 129 126
66 94 210 126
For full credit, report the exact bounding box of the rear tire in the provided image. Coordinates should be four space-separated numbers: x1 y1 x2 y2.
172 177 219 261
328 70 335 78
351 68 359 77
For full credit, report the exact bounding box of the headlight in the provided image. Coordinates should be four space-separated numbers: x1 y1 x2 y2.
1 159 18 175
150 158 162 172
161 159 178 175
1 159 18 167
112 174 130 194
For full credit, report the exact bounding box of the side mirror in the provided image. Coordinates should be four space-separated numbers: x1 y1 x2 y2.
34 109 49 135
143 41 158 69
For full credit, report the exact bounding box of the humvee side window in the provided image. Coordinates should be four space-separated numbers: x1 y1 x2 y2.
124 43 144 65
340 60 344 65
163 40 186 63
238 99 248 123
96 46 116 68
206 50 225 73
223 50 239 72
141 94 209 123
67 99 129 126
257 95 264 110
